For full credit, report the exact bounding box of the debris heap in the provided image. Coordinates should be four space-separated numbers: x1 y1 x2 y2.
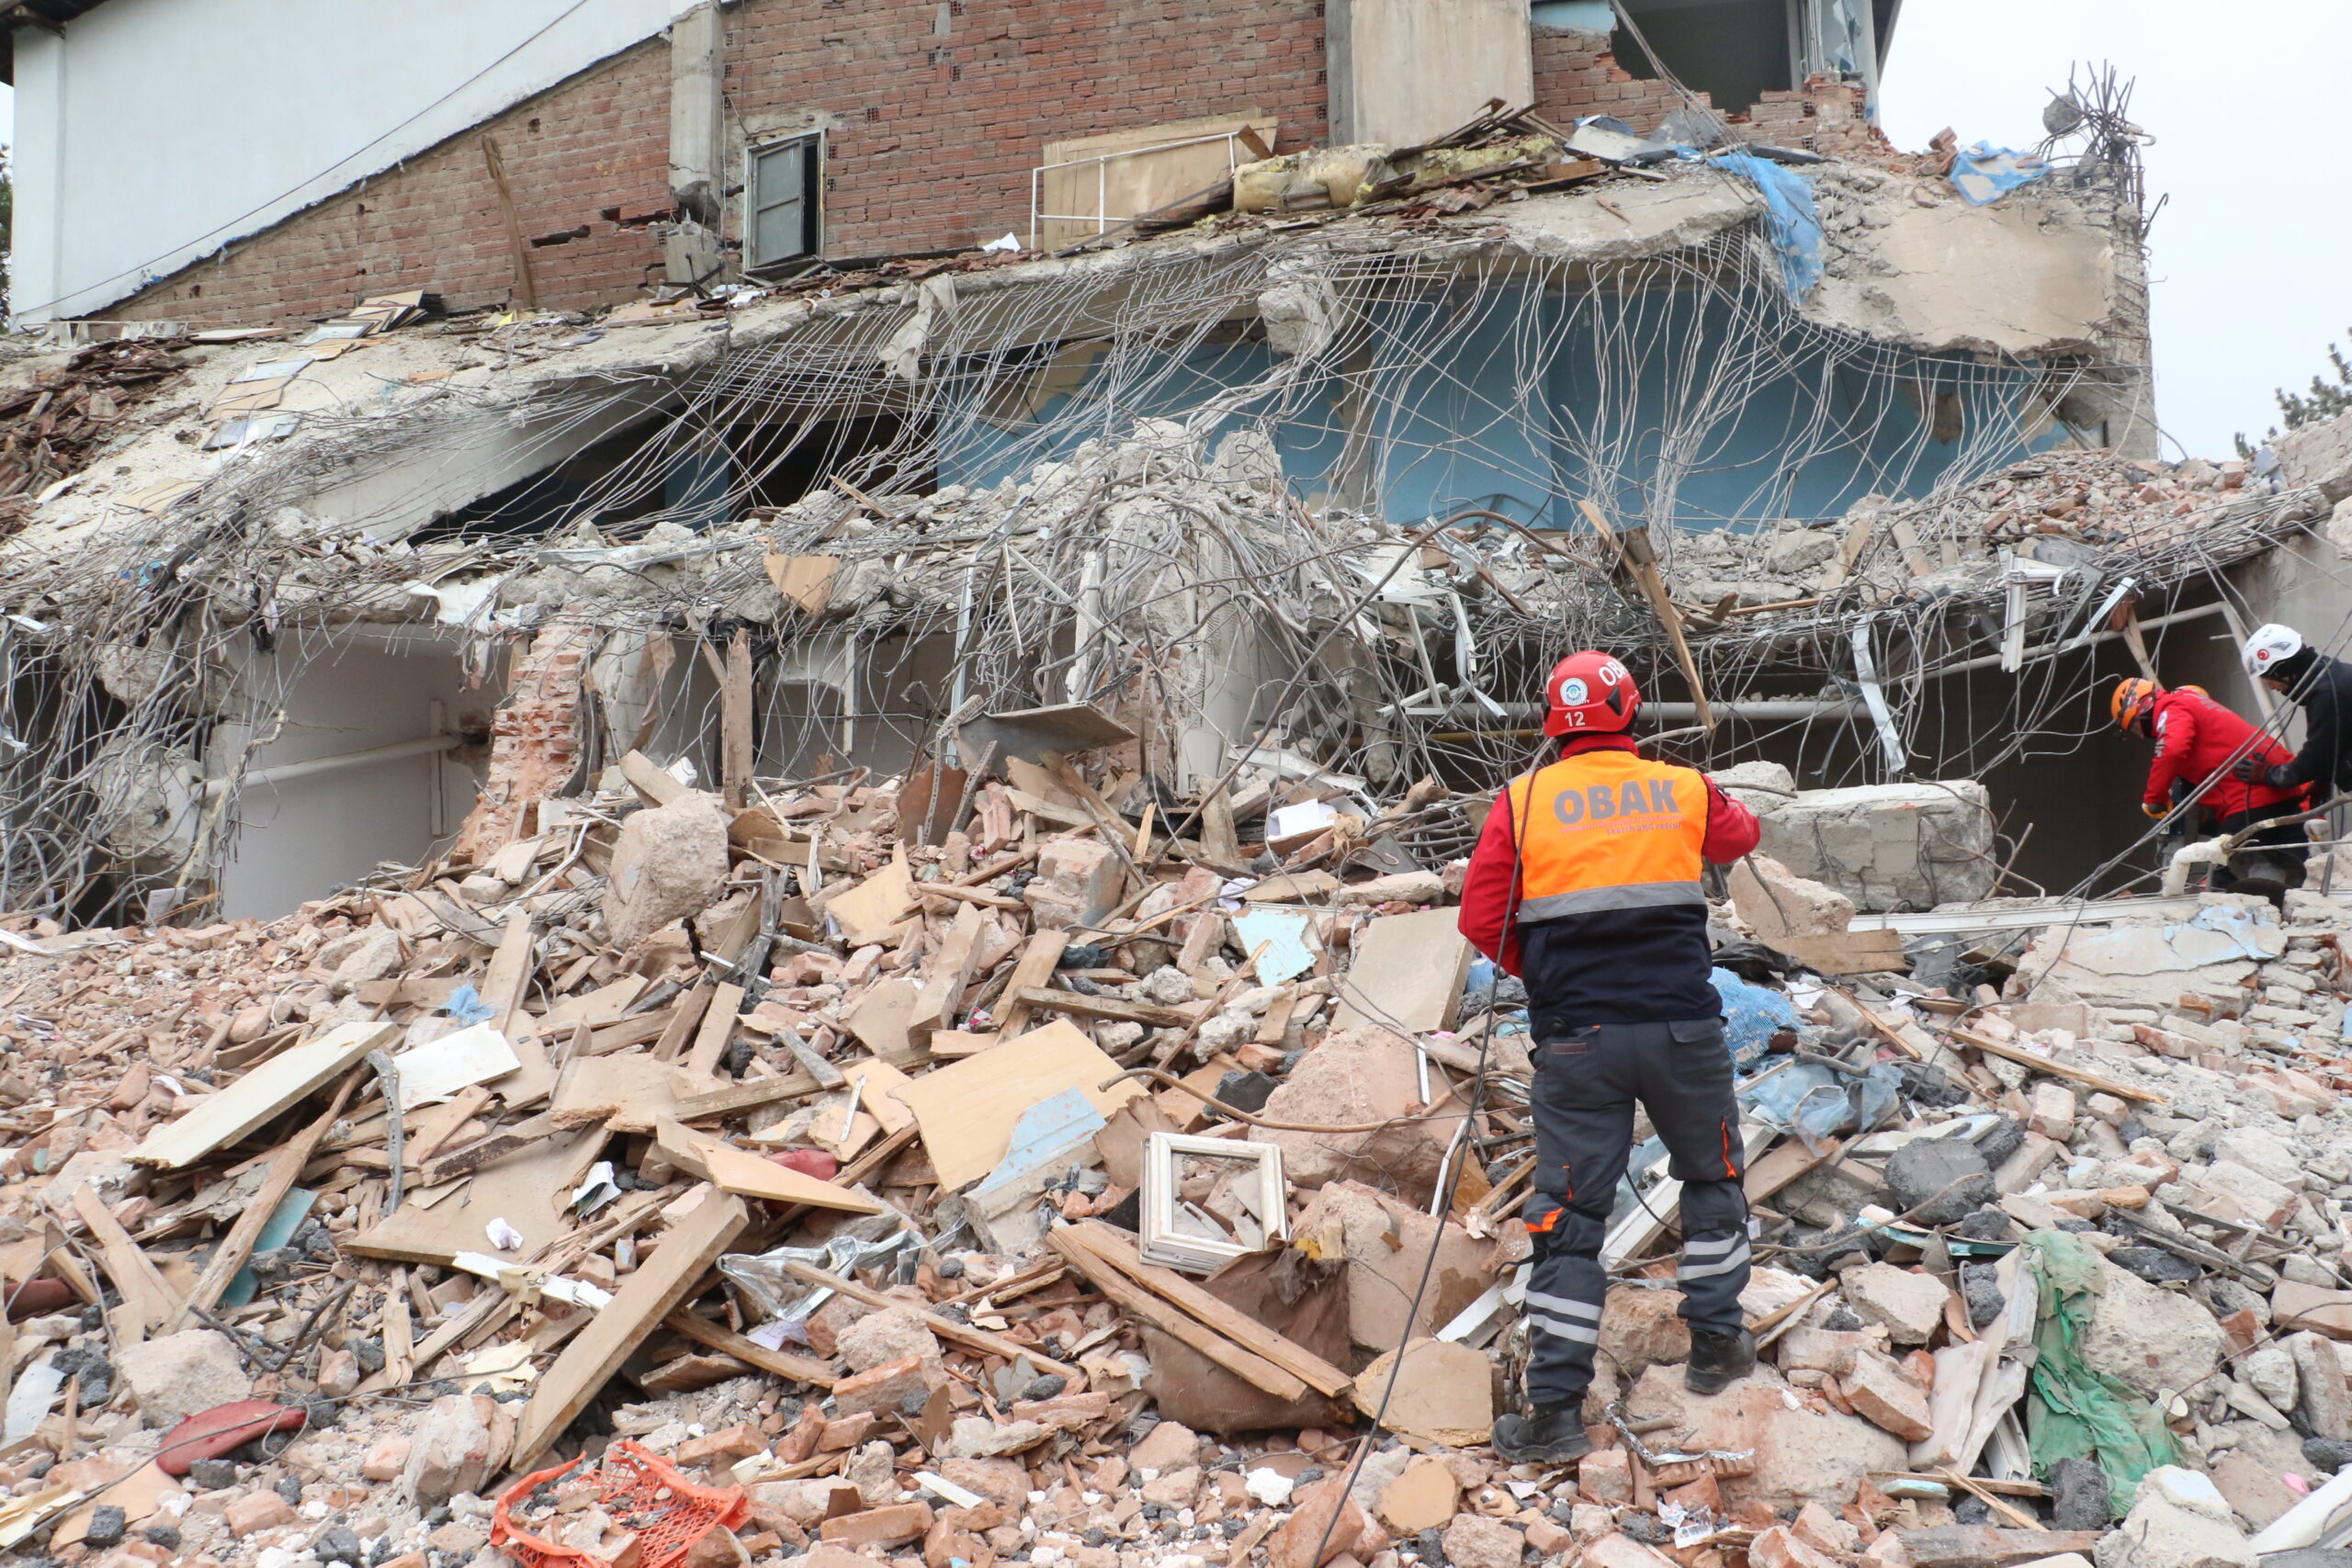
8 723 2352 1567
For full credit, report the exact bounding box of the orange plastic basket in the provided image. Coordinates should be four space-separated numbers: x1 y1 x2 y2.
492 1440 751 1568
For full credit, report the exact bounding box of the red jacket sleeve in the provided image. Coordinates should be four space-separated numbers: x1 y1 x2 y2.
1457 791 1524 976
2144 698 2191 811
1701 779 1760 864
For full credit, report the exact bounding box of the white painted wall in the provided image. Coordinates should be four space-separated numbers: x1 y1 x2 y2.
10 0 700 323
211 631 495 920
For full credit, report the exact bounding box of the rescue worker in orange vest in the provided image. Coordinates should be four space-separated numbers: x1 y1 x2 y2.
1458 651 1762 1463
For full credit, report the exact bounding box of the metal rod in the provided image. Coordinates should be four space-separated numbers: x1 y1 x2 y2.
216 732 460 794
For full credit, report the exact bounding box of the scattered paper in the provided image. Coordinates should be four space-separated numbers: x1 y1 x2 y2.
486 1216 526 1251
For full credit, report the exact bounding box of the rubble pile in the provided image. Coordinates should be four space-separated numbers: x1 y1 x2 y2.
1692 449 2301 617
0 338 195 537
8 738 2352 1567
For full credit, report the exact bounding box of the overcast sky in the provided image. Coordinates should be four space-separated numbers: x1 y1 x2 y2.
1878 0 2352 462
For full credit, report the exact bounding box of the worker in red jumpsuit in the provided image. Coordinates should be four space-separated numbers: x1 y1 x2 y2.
1457 651 1761 1464
2113 677 2309 886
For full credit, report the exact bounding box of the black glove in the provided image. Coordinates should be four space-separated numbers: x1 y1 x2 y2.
2232 754 2270 784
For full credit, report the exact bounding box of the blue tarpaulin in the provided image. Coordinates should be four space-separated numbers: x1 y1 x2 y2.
1950 142 2050 206
1713 965 1799 1067
1713 152 1824 299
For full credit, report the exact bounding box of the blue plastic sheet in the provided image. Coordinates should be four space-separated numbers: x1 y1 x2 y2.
1950 142 2050 206
1713 152 1823 298
1712 966 1798 1068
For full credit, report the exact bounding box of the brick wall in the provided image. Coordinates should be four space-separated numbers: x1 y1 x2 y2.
103 39 673 327
100 0 1329 328
1531 27 1699 136
724 0 1327 258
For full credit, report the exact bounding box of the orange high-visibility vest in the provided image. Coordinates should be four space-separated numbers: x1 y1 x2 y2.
1502 748 1709 923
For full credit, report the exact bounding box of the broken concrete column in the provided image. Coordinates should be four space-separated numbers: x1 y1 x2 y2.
1728 854 1854 942
1753 779 1996 911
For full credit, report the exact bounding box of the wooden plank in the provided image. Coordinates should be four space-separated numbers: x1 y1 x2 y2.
179 1073 361 1325
511 1189 750 1468
662 1310 838 1388
71 1185 178 1333
685 983 745 1082
553 1055 691 1134
1004 987 1196 1032
479 912 536 1036
1744 1136 1838 1203
1045 1228 1307 1401
1057 1222 1351 1396
1948 1028 2163 1104
909 901 989 1044
1891 1527 2102 1568
541 976 649 1032
654 980 715 1063
585 1010 673 1056
346 1126 605 1266
618 750 688 808
654 1121 887 1213
1772 929 1910 976
784 1260 1079 1379
670 1072 823 1122
892 1019 1148 1190
130 1021 396 1169
826 848 916 947
1330 908 1473 1034
722 628 753 812
994 931 1070 1035
413 1111 568 1188
1579 500 1711 729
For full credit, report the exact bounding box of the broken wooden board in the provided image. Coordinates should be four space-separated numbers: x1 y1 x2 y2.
130 1021 396 1169
1773 929 1910 976
825 847 916 946
662 1309 839 1388
842 1058 918 1134
511 1187 750 1469
551 1054 693 1134
653 1121 887 1213
892 1019 1148 1190
345 1125 605 1266
842 976 922 1063
1330 908 1473 1035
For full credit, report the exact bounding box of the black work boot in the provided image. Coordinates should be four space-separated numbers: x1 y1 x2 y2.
1686 1325 1756 1394
1490 1404 1593 1464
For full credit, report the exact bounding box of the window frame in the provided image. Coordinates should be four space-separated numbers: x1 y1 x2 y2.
743 131 825 271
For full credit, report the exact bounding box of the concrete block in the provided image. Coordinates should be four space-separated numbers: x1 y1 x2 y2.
1753 780 1995 912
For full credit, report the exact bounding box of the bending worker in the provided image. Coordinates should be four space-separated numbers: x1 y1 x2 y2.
2236 624 2352 805
1458 650 1761 1464
2113 676 2308 886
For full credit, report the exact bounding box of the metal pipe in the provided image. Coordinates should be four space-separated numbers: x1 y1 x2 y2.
1419 698 1871 724
1925 599 2231 682
213 733 461 794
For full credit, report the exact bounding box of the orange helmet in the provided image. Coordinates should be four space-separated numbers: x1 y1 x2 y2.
2110 677 2162 735
1543 650 1641 737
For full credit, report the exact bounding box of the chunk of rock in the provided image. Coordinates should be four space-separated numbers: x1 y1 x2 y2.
2092 1466 2255 1568
120 1330 254 1427
1839 1263 1950 1347
835 1305 944 1374
2080 1255 2223 1400
602 790 731 949
1439 1514 1524 1568
401 1393 515 1506
1883 1135 1995 1227
1728 855 1853 942
1259 1031 1467 1203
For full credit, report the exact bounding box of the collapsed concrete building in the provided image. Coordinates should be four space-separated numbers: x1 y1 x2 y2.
18 4 2352 1567
0 0 2285 926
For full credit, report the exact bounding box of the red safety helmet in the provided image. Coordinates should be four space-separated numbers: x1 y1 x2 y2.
1542 650 1641 737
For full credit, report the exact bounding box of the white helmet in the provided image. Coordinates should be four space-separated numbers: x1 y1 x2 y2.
2243 622 2305 679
